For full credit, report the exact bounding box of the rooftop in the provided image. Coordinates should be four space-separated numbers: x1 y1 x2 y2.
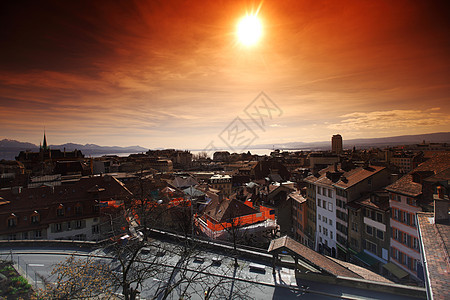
386 152 450 197
417 212 450 299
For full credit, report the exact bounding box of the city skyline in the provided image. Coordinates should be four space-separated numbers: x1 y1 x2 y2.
1 0 449 149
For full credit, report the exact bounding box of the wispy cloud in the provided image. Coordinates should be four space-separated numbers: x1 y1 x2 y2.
328 109 450 132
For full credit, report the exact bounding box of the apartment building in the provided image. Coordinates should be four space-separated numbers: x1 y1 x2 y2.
209 174 232 197
304 163 391 258
385 152 450 282
352 191 391 273
0 175 132 241
290 190 307 245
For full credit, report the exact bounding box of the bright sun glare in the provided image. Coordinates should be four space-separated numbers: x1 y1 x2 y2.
237 14 262 46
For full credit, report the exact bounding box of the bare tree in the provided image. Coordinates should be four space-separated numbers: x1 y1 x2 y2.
36 256 114 299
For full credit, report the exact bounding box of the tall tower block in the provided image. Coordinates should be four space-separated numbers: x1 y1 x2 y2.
331 134 343 154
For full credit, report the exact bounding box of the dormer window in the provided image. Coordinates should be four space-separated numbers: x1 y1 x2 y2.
7 214 17 227
75 203 83 215
31 211 40 223
57 204 65 217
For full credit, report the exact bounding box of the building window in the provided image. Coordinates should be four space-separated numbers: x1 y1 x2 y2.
366 240 377 254
8 234 17 240
76 220 82 229
7 214 17 227
318 199 321 207
413 259 418 271
323 200 327 208
75 203 83 215
330 231 333 239
352 222 358 232
392 208 399 220
329 219 332 226
366 225 373 235
318 187 321 195
413 237 419 250
35 230 42 238
328 202 333 212
376 229 384 240
57 204 64 217
31 211 40 223
376 212 383 223
318 214 321 221
23 232 28 239
56 223 62 232
407 198 417 206
92 225 99 234
391 247 398 260
392 228 398 240
67 221 72 230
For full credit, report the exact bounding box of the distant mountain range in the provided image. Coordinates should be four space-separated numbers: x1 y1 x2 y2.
253 132 450 151
1 132 449 160
0 139 147 160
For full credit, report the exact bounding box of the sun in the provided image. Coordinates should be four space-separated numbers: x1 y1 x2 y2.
237 14 262 46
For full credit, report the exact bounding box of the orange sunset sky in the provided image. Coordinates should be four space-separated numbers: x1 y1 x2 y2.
1 0 449 150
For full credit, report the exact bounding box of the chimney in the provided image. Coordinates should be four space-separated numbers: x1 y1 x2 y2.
434 186 449 224
437 186 445 199
12 186 22 195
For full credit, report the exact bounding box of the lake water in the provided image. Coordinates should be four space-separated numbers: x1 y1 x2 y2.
91 148 275 158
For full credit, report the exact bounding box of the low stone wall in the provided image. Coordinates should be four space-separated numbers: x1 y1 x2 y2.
296 271 426 299
0 239 110 250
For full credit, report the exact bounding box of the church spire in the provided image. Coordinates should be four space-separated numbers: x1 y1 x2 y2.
42 130 48 151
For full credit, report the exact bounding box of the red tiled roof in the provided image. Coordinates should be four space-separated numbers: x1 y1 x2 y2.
386 153 450 197
288 191 306 204
417 213 450 299
356 191 390 211
0 175 132 235
202 197 258 223
304 164 386 189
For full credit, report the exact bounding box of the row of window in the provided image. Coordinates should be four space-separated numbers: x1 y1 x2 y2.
8 230 42 240
53 220 85 232
336 222 348 235
391 247 418 271
391 228 419 250
318 214 332 226
7 203 92 228
365 225 384 240
364 208 383 223
7 212 40 227
389 194 417 206
293 201 304 211
363 239 377 254
337 233 346 246
391 208 417 228
336 198 346 208
317 186 333 198
336 210 348 222
336 189 348 198
318 199 333 212
319 225 334 239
